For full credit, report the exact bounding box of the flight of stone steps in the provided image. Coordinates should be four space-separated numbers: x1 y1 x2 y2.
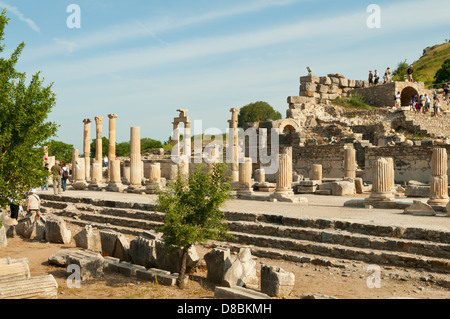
39 194 450 275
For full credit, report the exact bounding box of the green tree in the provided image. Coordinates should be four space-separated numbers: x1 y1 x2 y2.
90 137 109 158
47 140 73 164
141 138 163 152
115 141 130 157
238 101 282 128
434 58 450 85
156 163 232 288
0 10 58 207
392 59 409 82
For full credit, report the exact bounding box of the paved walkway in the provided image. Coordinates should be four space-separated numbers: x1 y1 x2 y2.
37 189 450 232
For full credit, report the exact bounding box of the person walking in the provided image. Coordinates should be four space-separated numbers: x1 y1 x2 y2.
51 161 63 195
419 95 425 113
26 189 41 223
433 91 441 117
61 162 69 192
103 156 108 168
395 92 401 108
384 67 392 84
425 94 431 112
374 70 380 85
368 70 374 86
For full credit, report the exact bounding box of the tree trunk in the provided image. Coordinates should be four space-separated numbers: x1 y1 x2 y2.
177 248 188 289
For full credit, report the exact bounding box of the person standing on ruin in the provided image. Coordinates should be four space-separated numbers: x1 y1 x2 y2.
407 65 414 82
61 163 69 191
51 160 62 195
384 67 391 83
374 70 380 85
368 70 374 86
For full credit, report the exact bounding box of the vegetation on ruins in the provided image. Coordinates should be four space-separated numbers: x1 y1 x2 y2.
47 140 74 164
156 163 232 288
392 59 410 82
332 94 374 110
0 10 58 207
237 101 282 128
433 58 450 86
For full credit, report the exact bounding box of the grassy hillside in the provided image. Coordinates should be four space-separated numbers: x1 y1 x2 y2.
411 42 450 88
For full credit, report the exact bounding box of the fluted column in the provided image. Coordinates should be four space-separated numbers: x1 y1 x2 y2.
107 114 118 181
428 147 449 206
172 122 180 162
344 148 356 179
238 157 253 195
128 127 142 190
145 163 162 194
106 159 125 192
228 108 240 184
184 122 191 158
369 157 395 201
83 119 92 181
71 149 79 183
312 164 323 181
275 147 293 195
94 117 104 162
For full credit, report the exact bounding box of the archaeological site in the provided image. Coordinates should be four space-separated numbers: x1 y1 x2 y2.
1 73 450 301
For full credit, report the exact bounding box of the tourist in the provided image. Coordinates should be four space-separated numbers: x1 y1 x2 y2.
419 95 425 113
51 160 62 195
8 195 20 220
41 163 49 191
395 92 401 108
368 71 374 86
26 189 41 223
61 162 69 191
425 94 431 112
407 65 414 82
384 67 391 83
103 155 108 167
374 70 380 85
433 91 440 117
410 95 417 111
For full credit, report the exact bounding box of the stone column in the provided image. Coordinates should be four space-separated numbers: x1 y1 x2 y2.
428 147 449 206
145 163 162 194
184 122 191 159
71 149 79 183
312 164 323 181
83 119 92 181
172 122 180 162
275 147 293 196
254 169 266 183
368 157 395 201
89 161 103 189
94 116 104 162
228 108 240 184
237 157 253 196
106 159 125 192
179 155 190 183
344 148 356 179
107 114 118 181
73 158 87 190
128 127 142 190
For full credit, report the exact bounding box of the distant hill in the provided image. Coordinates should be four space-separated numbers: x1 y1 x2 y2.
411 42 450 88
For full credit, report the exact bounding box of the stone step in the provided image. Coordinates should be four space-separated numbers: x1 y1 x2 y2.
228 221 450 260
226 232 450 274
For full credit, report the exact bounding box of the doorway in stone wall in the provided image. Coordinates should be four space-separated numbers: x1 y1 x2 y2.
400 86 419 107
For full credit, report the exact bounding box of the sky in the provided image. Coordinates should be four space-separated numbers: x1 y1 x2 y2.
1 0 450 152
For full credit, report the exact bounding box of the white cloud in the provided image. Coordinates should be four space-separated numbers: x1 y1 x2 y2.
0 2 40 33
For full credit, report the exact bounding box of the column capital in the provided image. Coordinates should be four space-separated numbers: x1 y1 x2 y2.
95 116 104 126
108 114 118 120
83 118 92 124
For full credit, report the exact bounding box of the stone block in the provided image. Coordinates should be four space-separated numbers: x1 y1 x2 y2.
403 201 436 216
447 201 450 216
300 74 320 84
35 217 46 241
339 78 348 87
355 178 364 194
136 268 178 286
222 248 258 289
328 84 339 94
74 225 101 251
303 82 317 92
260 264 295 297
331 181 356 196
129 234 157 268
330 77 340 85
214 286 271 300
0 275 58 299
204 247 232 284
405 185 429 198
66 250 105 280
154 240 199 274
317 84 329 93
15 216 34 239
45 217 71 244
116 262 146 277
0 226 6 248
319 77 332 85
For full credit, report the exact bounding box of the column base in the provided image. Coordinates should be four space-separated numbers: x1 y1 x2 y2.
270 193 308 203
367 192 395 201
427 198 449 206
106 182 126 192
73 181 88 190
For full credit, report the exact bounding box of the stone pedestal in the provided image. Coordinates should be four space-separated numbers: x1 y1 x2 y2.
344 148 356 179
73 159 87 190
311 164 322 181
145 163 162 194
237 158 253 196
106 159 125 192
368 157 395 201
88 161 105 189
428 148 449 206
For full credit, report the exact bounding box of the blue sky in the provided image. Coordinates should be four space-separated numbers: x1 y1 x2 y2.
1 0 450 152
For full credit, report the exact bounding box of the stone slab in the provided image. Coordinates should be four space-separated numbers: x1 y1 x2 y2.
214 286 271 299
